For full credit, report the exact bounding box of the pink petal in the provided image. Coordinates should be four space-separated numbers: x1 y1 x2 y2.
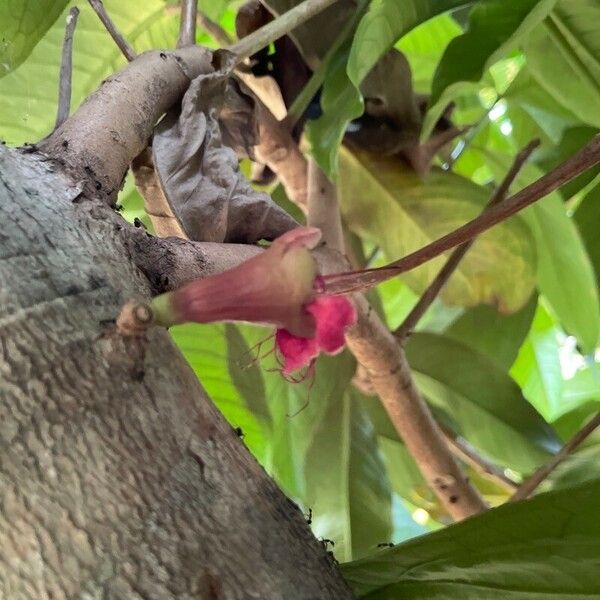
307 296 357 354
275 328 320 374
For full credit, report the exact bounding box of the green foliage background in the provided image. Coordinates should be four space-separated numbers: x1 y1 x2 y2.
2 0 600 596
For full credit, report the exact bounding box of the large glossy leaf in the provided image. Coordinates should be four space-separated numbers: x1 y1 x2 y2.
347 0 471 87
305 42 363 178
395 14 462 94
305 388 393 561
338 146 537 312
547 433 600 490
0 0 69 78
536 126 600 200
0 0 182 145
229 325 358 499
510 303 564 421
503 67 579 145
170 324 268 460
575 181 600 290
308 0 471 177
342 479 600 599
524 0 600 129
445 294 537 370
422 0 557 140
480 149 600 352
406 332 561 473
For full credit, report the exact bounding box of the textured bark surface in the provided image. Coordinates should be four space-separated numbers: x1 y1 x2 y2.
0 145 352 599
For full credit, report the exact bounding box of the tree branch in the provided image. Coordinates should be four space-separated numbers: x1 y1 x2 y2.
39 47 213 202
253 97 309 210
88 0 136 61
307 159 344 251
511 412 600 502
345 297 488 519
439 423 518 493
54 7 80 131
323 133 600 294
177 0 198 48
228 0 341 61
301 154 487 520
395 140 539 340
127 229 261 294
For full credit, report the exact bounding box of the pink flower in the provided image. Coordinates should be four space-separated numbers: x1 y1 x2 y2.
275 296 357 374
151 227 356 374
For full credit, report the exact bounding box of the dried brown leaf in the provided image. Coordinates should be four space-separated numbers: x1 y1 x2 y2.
151 52 297 243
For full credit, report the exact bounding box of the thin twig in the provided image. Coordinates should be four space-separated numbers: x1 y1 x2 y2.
228 0 340 62
323 133 600 294
511 412 600 502
199 10 233 46
439 423 519 493
88 0 136 61
395 140 540 339
54 7 80 131
177 0 198 48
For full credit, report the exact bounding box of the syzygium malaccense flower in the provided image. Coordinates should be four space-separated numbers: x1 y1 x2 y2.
151 227 357 373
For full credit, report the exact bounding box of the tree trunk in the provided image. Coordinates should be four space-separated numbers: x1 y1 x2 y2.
0 144 351 599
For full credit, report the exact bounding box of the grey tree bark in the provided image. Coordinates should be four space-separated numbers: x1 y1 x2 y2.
0 144 352 598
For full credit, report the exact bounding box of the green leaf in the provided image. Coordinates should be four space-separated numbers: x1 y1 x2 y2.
510 303 564 421
224 324 271 427
423 0 557 140
503 67 579 145
338 146 537 312
347 0 471 88
342 479 600 598
232 325 359 499
0 0 69 78
308 0 471 177
547 435 600 491
536 126 600 200
524 0 600 129
0 0 181 145
556 365 600 424
395 14 462 94
305 388 393 562
445 294 537 370
480 149 600 352
406 332 561 473
575 181 600 291
171 324 268 461
305 42 363 178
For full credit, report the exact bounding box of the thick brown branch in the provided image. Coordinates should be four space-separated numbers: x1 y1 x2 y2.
38 47 213 203
395 140 539 339
324 134 600 294
54 7 80 131
228 0 341 61
88 0 136 61
307 159 344 251
345 297 488 519
253 99 309 210
511 412 600 502
177 0 198 48
128 230 261 294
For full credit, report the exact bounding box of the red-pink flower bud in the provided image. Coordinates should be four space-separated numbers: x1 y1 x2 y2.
151 227 322 336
